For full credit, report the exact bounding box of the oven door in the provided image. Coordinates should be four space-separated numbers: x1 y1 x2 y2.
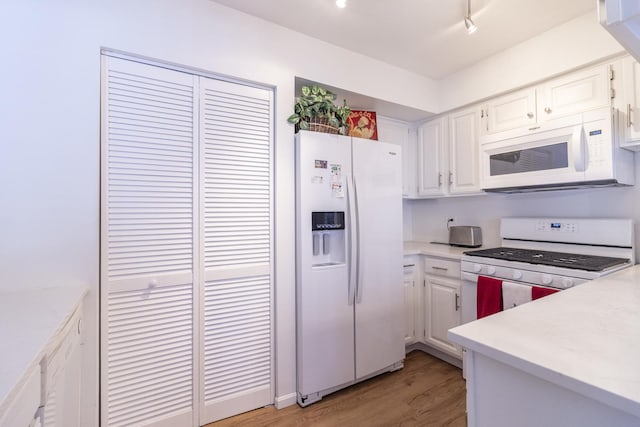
480 123 588 191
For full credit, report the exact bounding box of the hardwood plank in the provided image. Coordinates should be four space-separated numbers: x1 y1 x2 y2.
204 351 466 426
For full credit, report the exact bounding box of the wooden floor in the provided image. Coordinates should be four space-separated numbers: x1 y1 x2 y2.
205 351 466 427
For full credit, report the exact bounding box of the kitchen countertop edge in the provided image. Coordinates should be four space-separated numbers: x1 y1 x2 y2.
404 240 487 259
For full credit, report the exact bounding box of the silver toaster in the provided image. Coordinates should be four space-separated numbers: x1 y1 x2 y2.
449 226 482 248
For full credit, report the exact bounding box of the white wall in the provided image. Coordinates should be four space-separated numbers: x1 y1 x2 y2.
0 0 440 423
438 10 626 111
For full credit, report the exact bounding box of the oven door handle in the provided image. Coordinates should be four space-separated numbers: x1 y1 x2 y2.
572 125 588 172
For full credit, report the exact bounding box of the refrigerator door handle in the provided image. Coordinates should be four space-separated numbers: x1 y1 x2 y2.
352 176 363 304
346 175 358 305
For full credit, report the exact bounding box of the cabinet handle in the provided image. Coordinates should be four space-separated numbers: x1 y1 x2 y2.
448 171 453 185
455 293 460 311
403 264 415 267
544 107 552 114
528 126 541 131
431 266 448 271
628 104 633 128
438 173 443 187
527 112 534 119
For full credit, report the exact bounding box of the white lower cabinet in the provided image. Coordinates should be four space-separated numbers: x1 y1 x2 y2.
43 307 83 427
403 257 418 345
423 275 462 358
404 253 463 361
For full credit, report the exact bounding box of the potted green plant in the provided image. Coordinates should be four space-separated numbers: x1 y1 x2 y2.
288 85 351 135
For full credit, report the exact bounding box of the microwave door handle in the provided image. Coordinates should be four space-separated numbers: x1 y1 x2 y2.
572 125 588 172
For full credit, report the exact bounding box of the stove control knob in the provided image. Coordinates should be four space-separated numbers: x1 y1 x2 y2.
513 270 523 280
562 278 573 288
487 266 496 275
541 274 553 285
473 264 482 273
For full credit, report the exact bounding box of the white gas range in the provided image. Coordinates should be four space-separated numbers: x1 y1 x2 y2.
460 217 635 324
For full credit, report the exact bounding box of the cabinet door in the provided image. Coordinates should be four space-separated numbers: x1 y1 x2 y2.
448 107 481 195
199 78 274 424
537 64 611 122
621 57 640 146
378 116 414 197
403 262 416 345
484 88 537 134
424 275 462 358
101 56 196 427
417 117 447 197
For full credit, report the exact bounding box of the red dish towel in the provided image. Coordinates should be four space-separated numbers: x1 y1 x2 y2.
532 286 559 300
477 276 503 319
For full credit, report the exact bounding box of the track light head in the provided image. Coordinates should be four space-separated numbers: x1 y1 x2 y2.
465 16 478 34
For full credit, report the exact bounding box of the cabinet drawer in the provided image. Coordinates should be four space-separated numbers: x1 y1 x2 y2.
424 257 460 279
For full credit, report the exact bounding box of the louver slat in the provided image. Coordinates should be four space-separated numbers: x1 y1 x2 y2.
102 56 195 427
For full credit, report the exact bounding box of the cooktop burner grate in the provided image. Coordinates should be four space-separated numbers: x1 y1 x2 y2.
463 247 629 272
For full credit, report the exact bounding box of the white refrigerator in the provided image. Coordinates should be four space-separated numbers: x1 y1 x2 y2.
295 130 404 406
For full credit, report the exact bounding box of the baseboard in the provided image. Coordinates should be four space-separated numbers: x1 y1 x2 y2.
406 342 463 369
274 392 297 409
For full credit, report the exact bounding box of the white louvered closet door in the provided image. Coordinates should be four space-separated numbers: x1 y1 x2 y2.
198 78 273 425
101 56 197 427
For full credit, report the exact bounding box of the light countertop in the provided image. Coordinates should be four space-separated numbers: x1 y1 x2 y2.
449 265 640 418
0 286 87 415
404 240 488 259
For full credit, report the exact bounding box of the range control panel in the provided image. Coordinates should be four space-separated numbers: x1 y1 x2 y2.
500 217 634 248
535 221 578 233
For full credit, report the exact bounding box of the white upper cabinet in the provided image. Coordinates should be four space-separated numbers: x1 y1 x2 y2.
417 116 447 197
537 64 611 121
417 107 482 198
619 56 640 149
481 64 612 139
448 107 481 195
483 88 537 134
377 116 415 198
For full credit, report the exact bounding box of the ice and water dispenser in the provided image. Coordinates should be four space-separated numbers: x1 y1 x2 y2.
311 211 346 267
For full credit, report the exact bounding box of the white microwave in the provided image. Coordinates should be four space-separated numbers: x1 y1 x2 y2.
480 108 634 193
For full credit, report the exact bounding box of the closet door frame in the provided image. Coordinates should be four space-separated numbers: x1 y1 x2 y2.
100 50 275 427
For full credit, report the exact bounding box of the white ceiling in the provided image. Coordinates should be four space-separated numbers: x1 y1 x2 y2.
211 0 597 79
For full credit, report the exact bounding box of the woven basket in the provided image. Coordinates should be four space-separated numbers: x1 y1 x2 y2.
307 117 339 134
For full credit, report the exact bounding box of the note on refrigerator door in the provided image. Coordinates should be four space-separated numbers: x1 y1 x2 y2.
331 183 344 198
330 164 344 198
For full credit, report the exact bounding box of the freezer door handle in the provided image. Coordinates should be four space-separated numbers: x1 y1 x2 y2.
346 175 358 305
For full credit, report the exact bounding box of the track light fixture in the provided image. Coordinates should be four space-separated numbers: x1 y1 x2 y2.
336 0 347 8
465 0 477 34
